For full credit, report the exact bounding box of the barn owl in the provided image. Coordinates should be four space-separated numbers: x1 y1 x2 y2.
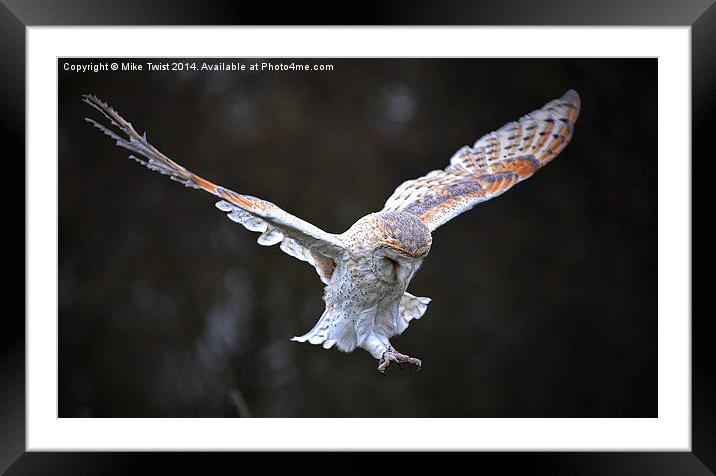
84 89 580 375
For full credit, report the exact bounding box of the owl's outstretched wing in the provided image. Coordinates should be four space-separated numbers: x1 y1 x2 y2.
382 90 581 231
83 95 344 284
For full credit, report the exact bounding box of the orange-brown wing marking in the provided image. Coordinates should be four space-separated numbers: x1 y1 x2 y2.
383 90 580 231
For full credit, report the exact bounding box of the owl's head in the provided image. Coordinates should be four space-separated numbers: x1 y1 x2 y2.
371 211 432 283
375 211 432 258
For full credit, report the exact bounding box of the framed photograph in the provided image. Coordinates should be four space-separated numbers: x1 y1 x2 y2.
5 0 707 472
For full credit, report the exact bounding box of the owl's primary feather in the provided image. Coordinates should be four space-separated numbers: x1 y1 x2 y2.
84 89 580 375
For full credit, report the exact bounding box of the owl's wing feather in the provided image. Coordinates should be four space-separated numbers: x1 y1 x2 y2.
383 90 581 231
84 95 344 284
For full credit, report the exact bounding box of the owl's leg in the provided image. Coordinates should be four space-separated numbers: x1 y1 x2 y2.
364 335 421 374
377 346 422 375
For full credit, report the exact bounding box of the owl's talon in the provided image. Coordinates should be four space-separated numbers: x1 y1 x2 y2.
377 348 422 375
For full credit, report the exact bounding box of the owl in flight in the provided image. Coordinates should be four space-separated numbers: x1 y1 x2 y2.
84 89 580 375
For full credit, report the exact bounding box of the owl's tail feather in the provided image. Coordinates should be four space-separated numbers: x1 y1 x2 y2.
291 308 337 350
396 292 431 334
82 94 222 196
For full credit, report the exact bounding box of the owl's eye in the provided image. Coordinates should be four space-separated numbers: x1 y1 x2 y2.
385 257 399 272
373 255 400 282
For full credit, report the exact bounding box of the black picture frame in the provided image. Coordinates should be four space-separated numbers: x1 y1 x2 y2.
3 1 707 473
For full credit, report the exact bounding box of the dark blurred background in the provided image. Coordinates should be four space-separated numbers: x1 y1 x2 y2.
58 58 656 418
